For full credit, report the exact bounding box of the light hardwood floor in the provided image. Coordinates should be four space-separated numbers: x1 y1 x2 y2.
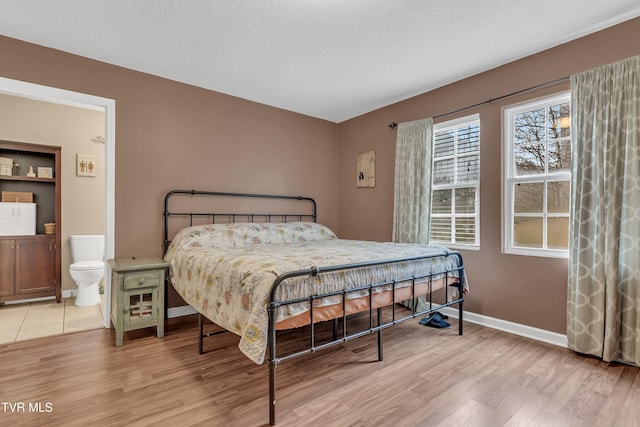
0 313 638 427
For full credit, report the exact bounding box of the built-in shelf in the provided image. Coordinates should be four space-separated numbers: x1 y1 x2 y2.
0 176 56 183
0 140 61 304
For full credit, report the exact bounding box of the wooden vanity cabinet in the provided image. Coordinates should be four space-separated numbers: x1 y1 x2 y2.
0 238 14 297
0 235 56 299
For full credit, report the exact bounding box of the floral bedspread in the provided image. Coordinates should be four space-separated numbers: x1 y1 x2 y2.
164 222 466 364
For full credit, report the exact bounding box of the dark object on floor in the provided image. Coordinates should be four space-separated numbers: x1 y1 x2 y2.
418 310 448 322
419 312 451 329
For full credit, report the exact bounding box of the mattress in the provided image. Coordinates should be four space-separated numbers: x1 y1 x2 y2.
165 222 466 364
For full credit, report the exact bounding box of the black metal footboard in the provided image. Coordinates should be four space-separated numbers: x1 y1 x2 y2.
265 251 465 426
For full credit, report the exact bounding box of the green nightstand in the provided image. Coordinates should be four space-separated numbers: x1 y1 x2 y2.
107 257 169 346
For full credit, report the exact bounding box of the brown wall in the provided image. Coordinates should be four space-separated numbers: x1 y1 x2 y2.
2 17 639 331
338 17 640 334
0 36 339 306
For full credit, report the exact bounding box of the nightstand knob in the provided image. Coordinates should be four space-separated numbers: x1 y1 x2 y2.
139 278 145 284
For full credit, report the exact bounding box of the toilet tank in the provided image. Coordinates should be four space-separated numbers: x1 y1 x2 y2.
69 235 105 262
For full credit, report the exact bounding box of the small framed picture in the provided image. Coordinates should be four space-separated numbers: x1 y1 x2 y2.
77 153 96 177
37 167 53 179
356 150 375 188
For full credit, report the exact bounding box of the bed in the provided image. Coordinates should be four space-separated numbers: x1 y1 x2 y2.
163 190 467 425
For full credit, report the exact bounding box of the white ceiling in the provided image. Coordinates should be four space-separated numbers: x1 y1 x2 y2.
1 1 640 123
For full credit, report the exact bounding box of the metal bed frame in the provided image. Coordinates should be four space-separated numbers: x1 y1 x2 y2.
163 189 465 426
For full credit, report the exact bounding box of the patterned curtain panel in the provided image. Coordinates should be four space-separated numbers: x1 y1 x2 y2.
567 55 640 365
392 118 433 244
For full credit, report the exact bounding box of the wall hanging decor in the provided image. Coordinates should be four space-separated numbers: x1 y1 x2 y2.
77 153 96 177
356 150 375 188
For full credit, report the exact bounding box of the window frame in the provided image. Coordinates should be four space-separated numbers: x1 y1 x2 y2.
502 91 571 258
430 113 480 250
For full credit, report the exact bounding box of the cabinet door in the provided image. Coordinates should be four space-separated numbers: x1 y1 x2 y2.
16 237 55 294
0 239 15 297
123 287 159 328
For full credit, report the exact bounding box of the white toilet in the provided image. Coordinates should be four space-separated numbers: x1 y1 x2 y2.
69 235 105 307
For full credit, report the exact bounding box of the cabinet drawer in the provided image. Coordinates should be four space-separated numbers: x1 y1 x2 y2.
123 271 161 290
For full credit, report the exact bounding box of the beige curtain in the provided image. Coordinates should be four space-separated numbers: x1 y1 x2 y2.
567 55 640 365
392 118 434 243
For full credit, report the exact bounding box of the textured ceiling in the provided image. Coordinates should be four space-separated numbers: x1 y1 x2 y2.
1 1 640 122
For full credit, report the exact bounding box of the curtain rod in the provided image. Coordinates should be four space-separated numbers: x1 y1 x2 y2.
388 75 570 129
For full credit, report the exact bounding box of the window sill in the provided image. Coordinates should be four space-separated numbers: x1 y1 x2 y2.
434 243 480 252
503 247 569 259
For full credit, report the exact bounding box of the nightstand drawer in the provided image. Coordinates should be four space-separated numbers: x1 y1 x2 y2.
124 271 161 290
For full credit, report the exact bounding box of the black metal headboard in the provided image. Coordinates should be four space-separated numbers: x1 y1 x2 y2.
162 190 317 254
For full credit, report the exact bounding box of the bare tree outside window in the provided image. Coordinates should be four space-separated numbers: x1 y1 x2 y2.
504 94 571 256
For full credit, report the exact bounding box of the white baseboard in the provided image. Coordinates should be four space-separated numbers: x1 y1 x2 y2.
3 295 57 304
437 305 568 348
62 289 76 299
168 305 198 318
4 290 75 304
167 304 568 348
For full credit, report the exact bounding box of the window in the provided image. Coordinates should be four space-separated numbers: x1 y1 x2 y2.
503 92 571 257
430 114 480 248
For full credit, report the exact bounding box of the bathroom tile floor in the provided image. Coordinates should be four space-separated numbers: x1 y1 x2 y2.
0 295 105 344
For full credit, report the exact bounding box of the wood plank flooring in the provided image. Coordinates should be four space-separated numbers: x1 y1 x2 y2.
0 313 638 427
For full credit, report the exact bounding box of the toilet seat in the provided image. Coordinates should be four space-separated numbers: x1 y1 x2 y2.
70 260 105 271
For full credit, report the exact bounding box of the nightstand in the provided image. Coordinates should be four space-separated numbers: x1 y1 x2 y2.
107 257 169 346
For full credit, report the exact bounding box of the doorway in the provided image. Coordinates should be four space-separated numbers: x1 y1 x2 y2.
0 77 115 329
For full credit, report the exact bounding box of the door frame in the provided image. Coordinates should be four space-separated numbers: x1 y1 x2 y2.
0 77 115 328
